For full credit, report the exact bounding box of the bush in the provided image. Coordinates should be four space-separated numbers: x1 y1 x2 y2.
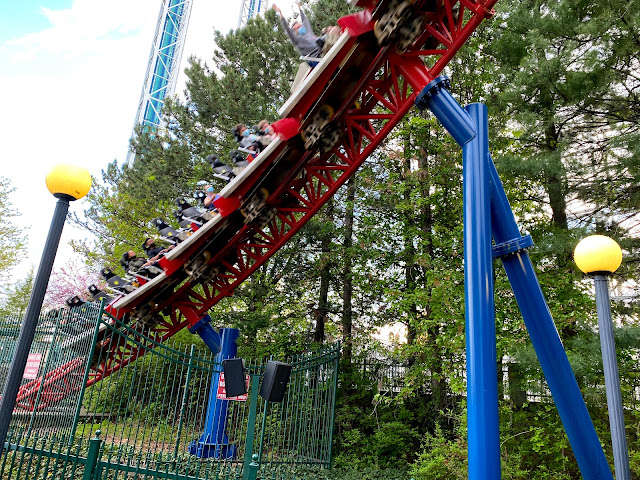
333 421 421 470
409 424 467 480
289 466 411 480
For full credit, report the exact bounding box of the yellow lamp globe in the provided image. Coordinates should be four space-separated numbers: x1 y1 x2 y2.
574 235 622 274
45 164 92 200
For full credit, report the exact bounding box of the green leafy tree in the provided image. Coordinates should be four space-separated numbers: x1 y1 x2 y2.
302 0 356 30
71 161 182 271
0 177 26 285
487 0 640 254
0 269 34 319
486 0 640 342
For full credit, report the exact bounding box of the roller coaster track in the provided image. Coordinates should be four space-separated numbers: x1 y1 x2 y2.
15 0 497 410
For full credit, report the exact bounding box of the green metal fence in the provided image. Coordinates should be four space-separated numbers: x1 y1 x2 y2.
0 302 101 441
0 305 339 480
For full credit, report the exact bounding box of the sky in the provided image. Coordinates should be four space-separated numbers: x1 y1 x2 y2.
0 0 296 286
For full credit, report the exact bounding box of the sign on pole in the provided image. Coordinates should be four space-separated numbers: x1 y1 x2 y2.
23 353 43 379
216 372 250 401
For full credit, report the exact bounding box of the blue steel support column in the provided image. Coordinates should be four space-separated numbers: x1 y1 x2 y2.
188 314 221 354
488 156 613 479
416 79 500 479
189 327 240 459
462 103 501 480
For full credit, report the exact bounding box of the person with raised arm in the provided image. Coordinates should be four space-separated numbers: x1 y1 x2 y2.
273 2 341 91
273 2 340 58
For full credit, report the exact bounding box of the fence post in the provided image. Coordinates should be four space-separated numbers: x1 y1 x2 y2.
246 453 260 480
174 344 196 459
70 300 106 444
327 344 340 468
82 430 102 480
243 374 261 480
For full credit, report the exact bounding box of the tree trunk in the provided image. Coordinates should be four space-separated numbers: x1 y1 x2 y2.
403 186 418 348
314 200 334 344
507 363 527 409
341 176 356 366
417 154 446 411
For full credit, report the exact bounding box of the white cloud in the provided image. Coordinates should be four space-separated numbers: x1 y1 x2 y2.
5 0 157 64
1 0 296 288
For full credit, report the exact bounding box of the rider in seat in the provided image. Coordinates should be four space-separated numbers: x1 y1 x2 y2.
202 185 221 211
233 124 265 161
207 154 235 182
142 238 174 262
273 2 341 92
121 249 163 279
257 120 277 146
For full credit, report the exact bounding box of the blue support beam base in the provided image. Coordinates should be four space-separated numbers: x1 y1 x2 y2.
189 327 240 459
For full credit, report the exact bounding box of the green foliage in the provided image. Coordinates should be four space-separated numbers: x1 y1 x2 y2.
488 0 640 272
0 177 26 286
410 423 468 480
302 0 356 29
497 403 579 479
296 465 410 480
333 422 420 470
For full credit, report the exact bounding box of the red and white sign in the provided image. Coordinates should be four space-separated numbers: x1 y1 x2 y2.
23 353 43 379
216 372 250 401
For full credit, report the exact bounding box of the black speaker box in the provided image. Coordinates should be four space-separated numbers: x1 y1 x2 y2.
259 360 292 403
222 358 246 398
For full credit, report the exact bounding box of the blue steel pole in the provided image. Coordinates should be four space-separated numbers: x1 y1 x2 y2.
189 327 240 459
463 103 501 480
487 156 613 479
416 79 500 478
414 77 476 146
594 274 631 480
0 196 71 449
188 314 221 354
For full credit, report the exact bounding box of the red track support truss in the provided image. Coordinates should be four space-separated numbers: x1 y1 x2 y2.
14 358 85 411
172 0 498 320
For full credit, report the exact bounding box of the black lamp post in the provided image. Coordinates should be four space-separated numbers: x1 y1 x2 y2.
0 164 91 449
574 234 630 480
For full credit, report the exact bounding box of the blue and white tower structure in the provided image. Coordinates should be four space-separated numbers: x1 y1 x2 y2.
127 0 193 165
237 0 268 29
